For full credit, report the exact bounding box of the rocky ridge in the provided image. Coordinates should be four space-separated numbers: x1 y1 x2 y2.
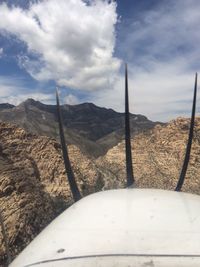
98 117 200 193
0 122 107 265
1 117 200 265
0 99 159 157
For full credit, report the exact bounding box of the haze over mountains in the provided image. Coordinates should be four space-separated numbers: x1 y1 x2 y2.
0 99 160 157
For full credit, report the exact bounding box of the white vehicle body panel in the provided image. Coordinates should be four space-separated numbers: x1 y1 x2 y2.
10 189 200 267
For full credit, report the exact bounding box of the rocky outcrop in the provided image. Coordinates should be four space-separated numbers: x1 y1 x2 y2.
1 117 200 265
0 122 105 265
97 117 200 193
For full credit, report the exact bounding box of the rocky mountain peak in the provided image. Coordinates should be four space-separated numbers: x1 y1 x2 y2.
0 99 160 157
16 98 49 111
0 103 15 111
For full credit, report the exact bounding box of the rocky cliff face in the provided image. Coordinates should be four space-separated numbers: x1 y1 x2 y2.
1 117 200 265
0 122 106 265
98 117 200 193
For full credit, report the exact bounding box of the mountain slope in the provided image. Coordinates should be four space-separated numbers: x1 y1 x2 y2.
0 99 160 157
1 117 200 264
97 117 200 193
0 103 14 111
0 122 108 264
0 100 104 157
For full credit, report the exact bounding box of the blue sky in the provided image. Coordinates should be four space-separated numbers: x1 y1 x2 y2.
0 0 199 121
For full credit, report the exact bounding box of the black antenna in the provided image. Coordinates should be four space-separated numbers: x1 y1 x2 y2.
125 64 135 187
56 89 82 201
175 73 198 191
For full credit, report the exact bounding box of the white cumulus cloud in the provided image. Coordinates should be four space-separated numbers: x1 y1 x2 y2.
98 0 200 121
0 0 120 90
0 76 54 105
64 94 79 105
4 92 54 106
93 61 198 122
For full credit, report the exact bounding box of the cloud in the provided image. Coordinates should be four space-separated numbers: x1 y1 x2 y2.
4 92 54 106
0 0 120 90
117 0 200 66
93 61 198 122
0 75 54 105
64 94 79 105
104 0 200 121
0 0 200 122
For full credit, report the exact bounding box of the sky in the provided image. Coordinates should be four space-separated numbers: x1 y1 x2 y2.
0 0 200 122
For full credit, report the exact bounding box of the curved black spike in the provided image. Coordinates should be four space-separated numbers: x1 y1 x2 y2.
175 73 198 191
56 89 82 201
125 64 135 187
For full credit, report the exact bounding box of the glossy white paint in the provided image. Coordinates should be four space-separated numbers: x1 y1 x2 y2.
10 189 200 267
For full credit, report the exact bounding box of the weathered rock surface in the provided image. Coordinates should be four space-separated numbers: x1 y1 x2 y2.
1 117 200 266
0 122 105 265
98 117 200 194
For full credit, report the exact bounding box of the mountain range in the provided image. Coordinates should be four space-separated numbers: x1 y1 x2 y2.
1 117 200 264
1 100 199 265
0 99 160 157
